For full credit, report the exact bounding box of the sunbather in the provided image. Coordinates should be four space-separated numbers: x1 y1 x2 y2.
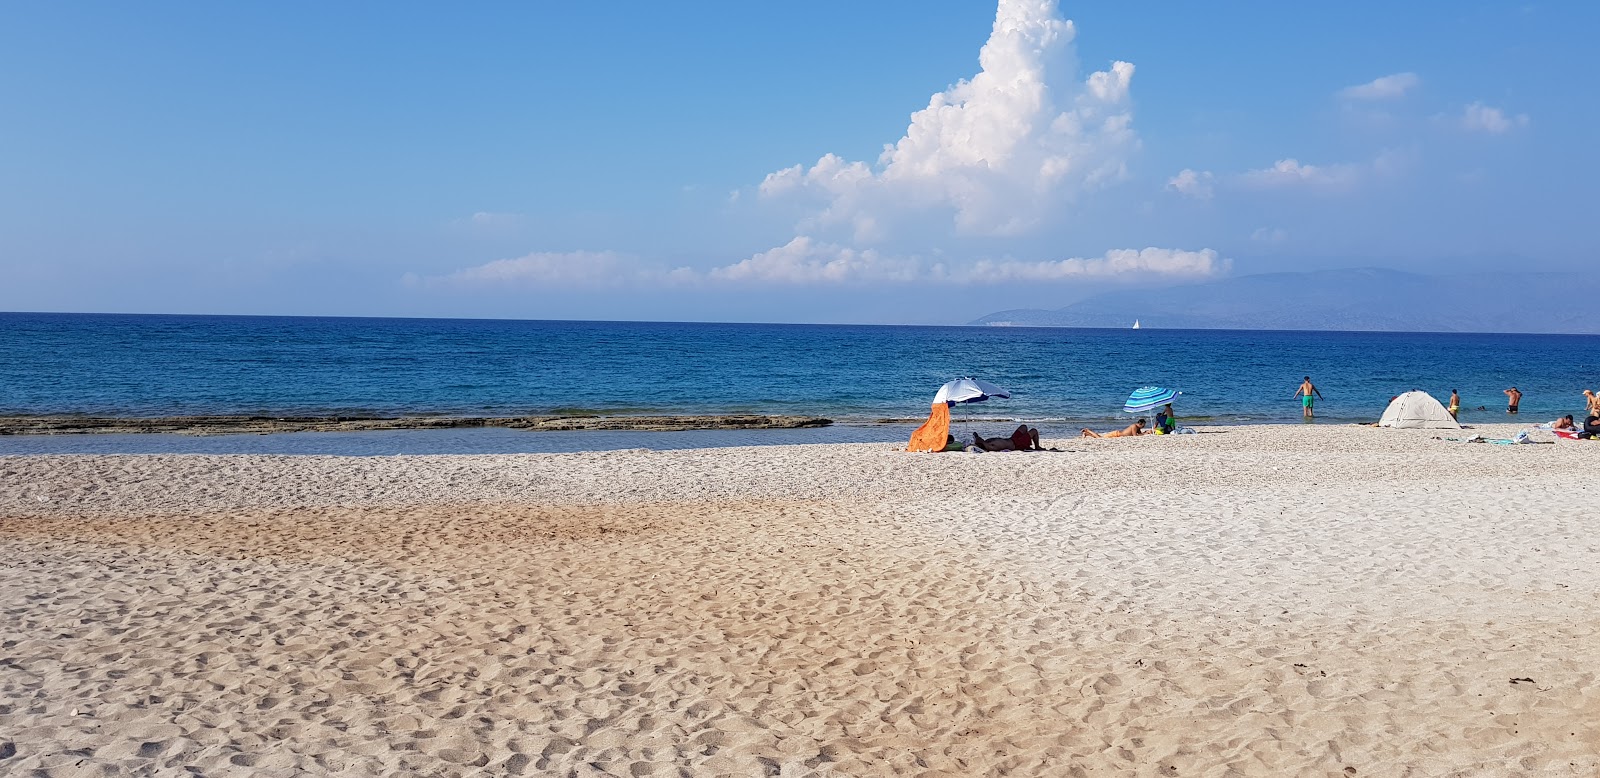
1582 415 1600 440
972 425 1044 451
1552 415 1577 431
1081 419 1146 438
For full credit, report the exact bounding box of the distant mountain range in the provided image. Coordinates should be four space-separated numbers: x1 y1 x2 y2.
970 268 1598 334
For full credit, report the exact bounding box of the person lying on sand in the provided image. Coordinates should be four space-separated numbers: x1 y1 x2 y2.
1552 415 1577 431
971 425 1045 451
1582 415 1600 440
1081 419 1146 438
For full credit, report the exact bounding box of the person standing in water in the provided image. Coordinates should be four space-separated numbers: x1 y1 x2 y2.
1505 387 1522 415
1448 389 1461 420
1293 376 1323 419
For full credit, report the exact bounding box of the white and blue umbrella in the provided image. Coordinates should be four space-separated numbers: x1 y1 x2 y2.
1124 386 1179 414
933 378 1011 406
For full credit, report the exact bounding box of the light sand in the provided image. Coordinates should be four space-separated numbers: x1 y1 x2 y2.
2 424 1598 776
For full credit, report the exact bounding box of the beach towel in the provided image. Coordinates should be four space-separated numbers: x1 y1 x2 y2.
1437 432 1553 445
907 402 950 453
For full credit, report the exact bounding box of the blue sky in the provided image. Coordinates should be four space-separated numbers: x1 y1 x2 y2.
2 1 1592 324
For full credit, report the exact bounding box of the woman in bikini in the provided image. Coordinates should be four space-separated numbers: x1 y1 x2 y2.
1081 419 1146 438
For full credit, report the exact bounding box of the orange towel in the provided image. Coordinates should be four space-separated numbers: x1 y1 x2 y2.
907 402 951 452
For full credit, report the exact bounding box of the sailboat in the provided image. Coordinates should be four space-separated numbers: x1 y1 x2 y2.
1131 319 1141 330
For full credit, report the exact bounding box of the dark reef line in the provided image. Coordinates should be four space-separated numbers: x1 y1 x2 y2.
0 415 834 436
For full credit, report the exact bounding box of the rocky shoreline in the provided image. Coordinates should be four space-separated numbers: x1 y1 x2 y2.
0 414 833 436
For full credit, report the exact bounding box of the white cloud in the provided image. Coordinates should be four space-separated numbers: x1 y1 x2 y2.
758 154 872 199
1237 158 1361 192
1460 101 1529 134
1175 149 1408 199
960 248 1228 282
450 211 525 230
708 237 927 283
1166 169 1214 199
1250 227 1288 243
423 241 1229 289
416 251 693 288
705 240 1226 285
756 0 1137 239
1338 72 1420 100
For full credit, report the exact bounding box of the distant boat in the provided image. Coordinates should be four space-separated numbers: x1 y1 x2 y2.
1131 319 1141 329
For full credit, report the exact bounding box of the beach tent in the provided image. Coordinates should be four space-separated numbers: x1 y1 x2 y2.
1379 391 1461 429
908 378 1011 452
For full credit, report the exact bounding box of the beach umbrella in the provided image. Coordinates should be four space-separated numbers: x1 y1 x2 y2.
933 377 1011 406
911 378 1010 451
1124 386 1179 414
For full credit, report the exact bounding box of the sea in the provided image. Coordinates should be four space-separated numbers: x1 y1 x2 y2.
2 312 1596 455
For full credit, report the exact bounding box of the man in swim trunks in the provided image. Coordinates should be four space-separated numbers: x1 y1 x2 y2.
1081 419 1146 438
1448 389 1461 420
1505 387 1521 414
1293 376 1323 419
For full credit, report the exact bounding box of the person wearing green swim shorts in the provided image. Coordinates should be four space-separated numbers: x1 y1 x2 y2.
1294 376 1323 419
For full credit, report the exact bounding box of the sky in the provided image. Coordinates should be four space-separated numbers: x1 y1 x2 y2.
2 1 1593 324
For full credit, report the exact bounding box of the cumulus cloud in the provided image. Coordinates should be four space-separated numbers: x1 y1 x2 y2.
708 237 927 283
1460 102 1529 134
756 0 1137 239
1166 169 1214 199
1338 72 1420 100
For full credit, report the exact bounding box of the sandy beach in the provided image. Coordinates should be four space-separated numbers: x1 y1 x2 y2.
2 424 1597 776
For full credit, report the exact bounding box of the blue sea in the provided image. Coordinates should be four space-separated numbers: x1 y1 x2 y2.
2 312 1596 455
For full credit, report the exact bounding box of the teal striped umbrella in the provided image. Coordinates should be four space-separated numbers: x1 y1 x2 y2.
1124 386 1179 413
